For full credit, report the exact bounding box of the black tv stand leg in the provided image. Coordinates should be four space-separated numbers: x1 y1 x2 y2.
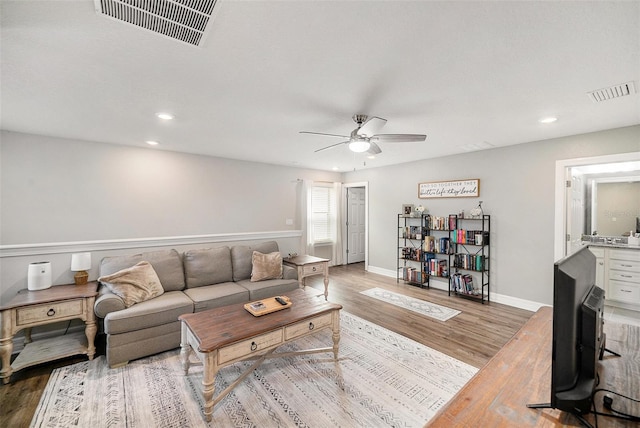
604 347 621 357
526 402 551 409
599 333 622 359
526 403 594 428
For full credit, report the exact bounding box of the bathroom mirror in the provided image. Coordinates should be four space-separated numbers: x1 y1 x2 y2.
571 161 640 237
589 178 640 236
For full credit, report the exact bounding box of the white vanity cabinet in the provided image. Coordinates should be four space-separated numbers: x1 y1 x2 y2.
588 246 640 311
607 249 640 306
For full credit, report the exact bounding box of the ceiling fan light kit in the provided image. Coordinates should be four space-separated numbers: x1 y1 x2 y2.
348 140 371 153
300 114 426 155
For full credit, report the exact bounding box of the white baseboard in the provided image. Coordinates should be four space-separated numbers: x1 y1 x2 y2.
366 264 547 313
366 265 396 278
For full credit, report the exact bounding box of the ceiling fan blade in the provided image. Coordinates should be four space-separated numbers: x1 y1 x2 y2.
367 142 382 155
300 131 350 138
314 141 349 153
357 116 387 136
371 134 427 143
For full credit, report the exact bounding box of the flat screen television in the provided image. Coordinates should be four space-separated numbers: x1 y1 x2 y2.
529 246 605 422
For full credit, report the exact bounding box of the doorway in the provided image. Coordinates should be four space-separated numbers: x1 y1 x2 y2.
554 152 640 260
343 182 368 266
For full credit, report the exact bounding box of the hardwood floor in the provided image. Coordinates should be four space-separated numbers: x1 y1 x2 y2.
0 263 533 427
311 263 533 368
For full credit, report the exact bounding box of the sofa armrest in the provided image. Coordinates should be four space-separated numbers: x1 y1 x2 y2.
94 283 126 318
283 264 298 280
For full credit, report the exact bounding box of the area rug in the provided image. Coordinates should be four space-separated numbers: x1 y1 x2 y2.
360 288 461 321
31 312 476 428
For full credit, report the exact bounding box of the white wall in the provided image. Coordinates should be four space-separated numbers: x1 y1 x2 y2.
344 125 640 307
2 126 639 310
0 131 340 305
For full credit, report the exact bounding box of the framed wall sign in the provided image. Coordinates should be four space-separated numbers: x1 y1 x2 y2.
418 179 480 199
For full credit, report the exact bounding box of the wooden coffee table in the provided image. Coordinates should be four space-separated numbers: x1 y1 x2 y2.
178 288 342 422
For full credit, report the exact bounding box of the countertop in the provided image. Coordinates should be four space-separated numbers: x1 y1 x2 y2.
587 242 640 250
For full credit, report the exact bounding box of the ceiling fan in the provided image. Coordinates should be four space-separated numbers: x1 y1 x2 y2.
300 114 427 154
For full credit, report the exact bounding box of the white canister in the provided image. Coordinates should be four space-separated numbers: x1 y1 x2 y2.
28 262 52 291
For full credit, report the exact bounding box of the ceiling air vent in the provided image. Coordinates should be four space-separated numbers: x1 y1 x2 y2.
587 81 637 103
95 0 219 47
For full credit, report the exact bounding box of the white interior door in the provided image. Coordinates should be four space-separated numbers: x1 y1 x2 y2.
347 187 366 263
567 169 586 255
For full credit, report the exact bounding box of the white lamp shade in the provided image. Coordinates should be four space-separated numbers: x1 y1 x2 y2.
348 140 371 153
71 252 92 271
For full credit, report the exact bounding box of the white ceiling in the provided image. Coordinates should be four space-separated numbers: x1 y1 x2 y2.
1 1 639 172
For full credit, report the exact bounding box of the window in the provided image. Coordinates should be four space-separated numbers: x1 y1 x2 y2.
311 185 336 244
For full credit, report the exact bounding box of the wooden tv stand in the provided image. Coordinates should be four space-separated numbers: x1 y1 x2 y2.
427 306 640 427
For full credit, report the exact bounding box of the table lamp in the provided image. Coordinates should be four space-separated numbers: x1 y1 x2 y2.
71 252 92 285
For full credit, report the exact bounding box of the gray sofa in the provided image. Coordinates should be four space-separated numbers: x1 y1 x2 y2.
94 241 299 368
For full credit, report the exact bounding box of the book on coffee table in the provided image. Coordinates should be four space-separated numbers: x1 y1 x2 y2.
244 295 292 316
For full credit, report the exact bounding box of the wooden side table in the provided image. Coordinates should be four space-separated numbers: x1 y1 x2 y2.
283 255 330 300
0 282 98 384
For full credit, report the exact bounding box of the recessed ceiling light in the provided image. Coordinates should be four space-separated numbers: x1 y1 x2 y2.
332 166 339 171
146 140 160 146
367 155 376 159
539 116 557 124
156 113 174 120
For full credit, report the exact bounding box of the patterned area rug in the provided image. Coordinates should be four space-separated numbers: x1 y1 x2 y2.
360 288 461 321
31 312 476 428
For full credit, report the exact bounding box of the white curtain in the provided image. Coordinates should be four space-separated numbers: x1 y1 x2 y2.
302 180 343 262
301 179 315 256
331 182 343 266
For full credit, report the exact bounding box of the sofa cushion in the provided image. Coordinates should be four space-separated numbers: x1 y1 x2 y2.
98 261 164 308
183 247 233 288
251 251 283 282
99 249 185 292
236 277 299 301
231 241 279 281
103 291 193 335
183 282 250 312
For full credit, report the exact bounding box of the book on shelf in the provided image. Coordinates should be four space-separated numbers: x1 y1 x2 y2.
448 215 457 230
402 247 427 261
453 254 485 271
428 258 448 277
402 266 427 284
423 236 450 254
451 273 480 295
451 229 489 245
401 226 427 239
427 215 449 230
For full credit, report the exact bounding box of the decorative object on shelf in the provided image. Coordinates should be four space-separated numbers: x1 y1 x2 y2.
469 201 484 218
415 205 426 216
402 204 415 216
418 179 480 199
71 252 92 285
27 261 52 291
